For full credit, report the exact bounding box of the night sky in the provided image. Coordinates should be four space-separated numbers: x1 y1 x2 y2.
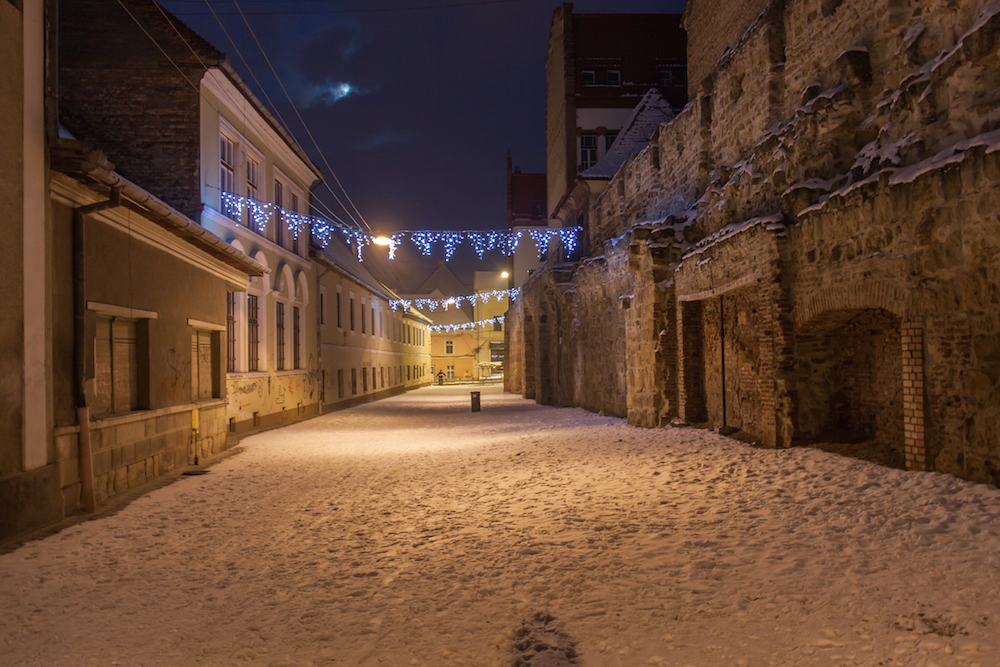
160 0 687 245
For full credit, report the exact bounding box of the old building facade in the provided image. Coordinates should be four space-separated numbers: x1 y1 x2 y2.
1 0 430 542
546 4 687 227
509 0 1000 485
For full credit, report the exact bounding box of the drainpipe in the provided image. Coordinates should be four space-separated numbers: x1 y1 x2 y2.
73 187 121 513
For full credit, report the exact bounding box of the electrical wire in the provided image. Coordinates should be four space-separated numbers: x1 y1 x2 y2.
199 0 302 164
229 0 374 231
125 0 364 240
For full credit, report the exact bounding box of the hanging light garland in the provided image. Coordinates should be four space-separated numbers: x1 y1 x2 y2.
428 315 505 334
215 190 582 260
389 288 521 312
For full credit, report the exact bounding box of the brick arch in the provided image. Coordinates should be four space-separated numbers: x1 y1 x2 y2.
798 281 907 327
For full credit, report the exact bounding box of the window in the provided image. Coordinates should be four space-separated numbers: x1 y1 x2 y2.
273 181 284 247
445 339 454 355
247 294 259 372
220 136 235 193
407 365 411 381
447 365 455 380
276 302 285 371
380 367 384 388
580 134 598 171
350 297 355 331
581 70 595 86
336 290 342 329
247 157 259 200
362 366 368 392
220 135 238 219
338 369 344 398
494 318 502 332
658 69 672 88
531 202 544 219
361 303 366 334
319 288 326 328
226 292 236 372
92 316 144 415
293 306 301 369
371 308 375 337
291 192 300 254
351 368 357 394
606 132 618 151
379 312 384 338
606 69 621 86
191 330 220 399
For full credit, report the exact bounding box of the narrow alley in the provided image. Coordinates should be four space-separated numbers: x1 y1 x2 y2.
2 386 999 666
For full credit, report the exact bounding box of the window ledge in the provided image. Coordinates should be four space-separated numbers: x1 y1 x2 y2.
55 398 228 434
273 369 309 377
229 371 270 379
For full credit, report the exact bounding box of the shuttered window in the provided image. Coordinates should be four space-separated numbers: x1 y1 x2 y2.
93 316 140 415
191 330 218 400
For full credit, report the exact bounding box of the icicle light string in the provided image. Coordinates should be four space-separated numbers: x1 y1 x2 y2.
217 189 581 259
428 316 505 334
390 288 521 313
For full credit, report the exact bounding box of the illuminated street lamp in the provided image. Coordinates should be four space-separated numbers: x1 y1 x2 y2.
501 271 509 278
371 234 398 258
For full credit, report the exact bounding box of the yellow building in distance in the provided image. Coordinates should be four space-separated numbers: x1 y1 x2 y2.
473 270 508 380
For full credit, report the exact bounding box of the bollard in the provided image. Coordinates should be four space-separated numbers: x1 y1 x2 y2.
470 391 481 412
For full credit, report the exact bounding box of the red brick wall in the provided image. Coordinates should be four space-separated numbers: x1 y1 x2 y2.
58 0 219 219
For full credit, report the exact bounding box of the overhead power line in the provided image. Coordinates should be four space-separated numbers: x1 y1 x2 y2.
227 0 374 232
113 0 358 233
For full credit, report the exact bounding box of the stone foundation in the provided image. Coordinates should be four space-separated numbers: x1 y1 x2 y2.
52 400 229 514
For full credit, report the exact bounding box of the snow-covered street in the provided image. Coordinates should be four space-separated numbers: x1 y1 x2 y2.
2 385 1000 667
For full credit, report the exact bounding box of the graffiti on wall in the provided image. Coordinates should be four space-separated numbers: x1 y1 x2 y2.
162 347 191 401
227 370 319 420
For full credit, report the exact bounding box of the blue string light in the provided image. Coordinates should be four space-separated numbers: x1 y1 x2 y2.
428 315 505 334
214 189 582 261
390 288 521 312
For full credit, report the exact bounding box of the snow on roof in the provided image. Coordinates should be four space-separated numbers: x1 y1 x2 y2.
580 88 675 180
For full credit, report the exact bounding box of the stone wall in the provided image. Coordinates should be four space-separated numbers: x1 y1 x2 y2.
509 0 1000 485
681 0 773 98
53 401 229 515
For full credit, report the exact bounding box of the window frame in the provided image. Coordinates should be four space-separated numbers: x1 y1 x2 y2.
247 293 260 372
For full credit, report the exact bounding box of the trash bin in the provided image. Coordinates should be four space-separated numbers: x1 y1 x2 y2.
470 391 481 412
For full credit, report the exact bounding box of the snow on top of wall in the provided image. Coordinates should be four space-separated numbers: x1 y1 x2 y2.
801 128 1000 217
682 213 785 260
581 89 675 180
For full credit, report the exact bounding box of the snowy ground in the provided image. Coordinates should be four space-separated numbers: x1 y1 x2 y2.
2 386 1000 667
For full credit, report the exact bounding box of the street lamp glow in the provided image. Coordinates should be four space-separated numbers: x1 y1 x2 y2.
501 271 509 278
372 236 393 246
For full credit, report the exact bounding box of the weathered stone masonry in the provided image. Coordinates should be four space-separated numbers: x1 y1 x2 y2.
509 0 1000 485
